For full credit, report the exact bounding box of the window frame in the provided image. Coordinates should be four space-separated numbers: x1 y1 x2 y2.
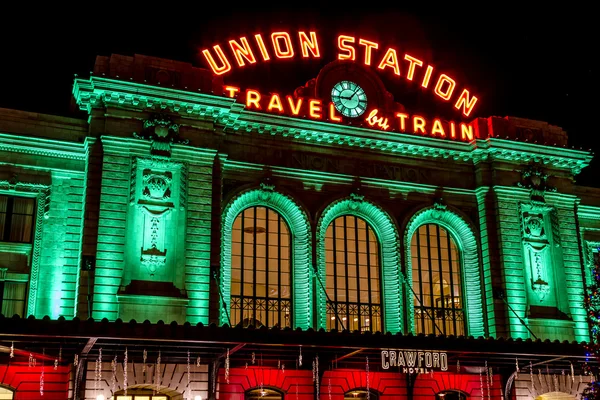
0 194 36 244
230 206 293 329
410 223 466 336
325 214 383 333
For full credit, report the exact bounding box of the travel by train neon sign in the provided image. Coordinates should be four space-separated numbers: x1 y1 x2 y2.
202 30 480 142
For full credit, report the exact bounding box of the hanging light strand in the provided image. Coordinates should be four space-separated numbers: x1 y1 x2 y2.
366 356 370 400
124 347 129 395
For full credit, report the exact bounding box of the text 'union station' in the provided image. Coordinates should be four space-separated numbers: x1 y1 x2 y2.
0 30 599 400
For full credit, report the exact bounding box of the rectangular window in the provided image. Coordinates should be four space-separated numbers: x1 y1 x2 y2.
0 195 36 243
0 281 27 317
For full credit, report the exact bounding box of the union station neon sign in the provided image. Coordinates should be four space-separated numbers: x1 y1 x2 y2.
202 30 480 142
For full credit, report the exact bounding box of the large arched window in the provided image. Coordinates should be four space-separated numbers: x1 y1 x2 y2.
246 387 283 399
345 389 379 399
231 206 291 328
325 215 382 332
436 390 467 400
0 386 14 400
411 224 465 336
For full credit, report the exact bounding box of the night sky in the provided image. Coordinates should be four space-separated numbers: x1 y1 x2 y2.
1 8 596 186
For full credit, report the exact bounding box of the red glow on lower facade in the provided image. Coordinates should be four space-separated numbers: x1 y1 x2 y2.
216 368 504 400
0 365 70 399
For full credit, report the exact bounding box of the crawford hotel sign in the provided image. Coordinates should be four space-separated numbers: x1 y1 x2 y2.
201 30 480 142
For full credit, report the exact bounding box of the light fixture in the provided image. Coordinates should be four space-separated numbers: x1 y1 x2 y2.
354 317 358 321
195 396 202 400
342 317 347 321
330 316 335 320
96 395 105 400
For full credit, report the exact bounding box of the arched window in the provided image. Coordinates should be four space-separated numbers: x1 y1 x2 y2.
246 387 283 399
231 206 291 328
0 386 14 400
436 390 467 400
325 215 382 332
411 224 465 336
345 389 379 399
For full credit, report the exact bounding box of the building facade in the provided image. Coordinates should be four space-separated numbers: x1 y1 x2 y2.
1 46 600 400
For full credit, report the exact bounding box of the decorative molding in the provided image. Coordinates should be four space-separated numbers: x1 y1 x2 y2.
221 187 312 329
0 177 50 317
516 164 557 202
73 77 592 174
404 205 485 337
0 134 87 162
316 196 402 334
133 114 189 157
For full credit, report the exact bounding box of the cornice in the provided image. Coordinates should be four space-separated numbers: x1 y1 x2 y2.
479 138 592 175
578 205 600 221
72 77 593 174
0 133 87 161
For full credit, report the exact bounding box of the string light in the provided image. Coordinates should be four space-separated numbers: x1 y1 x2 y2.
111 355 117 395
123 347 128 395
225 348 230 384
299 346 302 367
366 356 370 400
9 342 14 359
143 349 148 374
40 348 44 397
187 350 191 400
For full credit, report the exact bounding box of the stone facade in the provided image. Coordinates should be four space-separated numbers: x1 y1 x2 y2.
1 53 599 400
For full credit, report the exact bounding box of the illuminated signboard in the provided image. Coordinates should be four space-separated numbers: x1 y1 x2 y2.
381 350 448 374
202 30 480 142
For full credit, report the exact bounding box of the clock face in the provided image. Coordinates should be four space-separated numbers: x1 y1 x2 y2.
331 80 367 118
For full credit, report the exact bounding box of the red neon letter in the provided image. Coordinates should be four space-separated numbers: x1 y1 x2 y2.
286 96 303 115
359 38 378 65
338 35 356 60
460 123 474 141
449 121 457 139
454 89 478 117
246 90 261 110
365 109 389 130
434 74 456 101
395 113 408 131
201 45 231 75
229 37 256 67
254 34 271 61
404 54 423 81
299 31 320 58
224 85 240 98
271 32 294 59
329 103 342 122
421 65 433 88
413 116 426 134
377 48 400 76
267 94 284 112
431 119 446 137
309 99 322 119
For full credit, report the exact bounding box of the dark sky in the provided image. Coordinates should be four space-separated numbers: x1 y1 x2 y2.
1 7 597 186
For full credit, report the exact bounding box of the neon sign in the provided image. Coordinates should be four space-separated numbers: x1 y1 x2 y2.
224 86 475 142
381 350 448 374
202 31 478 117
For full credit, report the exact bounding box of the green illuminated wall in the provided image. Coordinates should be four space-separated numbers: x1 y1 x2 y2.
0 130 88 319
494 187 589 342
221 185 312 329
316 195 402 334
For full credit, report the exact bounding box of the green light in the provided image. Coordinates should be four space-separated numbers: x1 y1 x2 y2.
316 194 402 334
221 185 312 329
404 203 485 338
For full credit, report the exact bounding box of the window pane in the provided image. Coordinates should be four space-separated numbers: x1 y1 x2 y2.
411 224 464 336
230 207 292 328
325 215 381 332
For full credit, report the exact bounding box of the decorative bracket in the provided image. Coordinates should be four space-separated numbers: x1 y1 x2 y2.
133 114 189 157
516 164 556 202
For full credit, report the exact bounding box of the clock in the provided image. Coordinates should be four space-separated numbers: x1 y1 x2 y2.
331 80 367 118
